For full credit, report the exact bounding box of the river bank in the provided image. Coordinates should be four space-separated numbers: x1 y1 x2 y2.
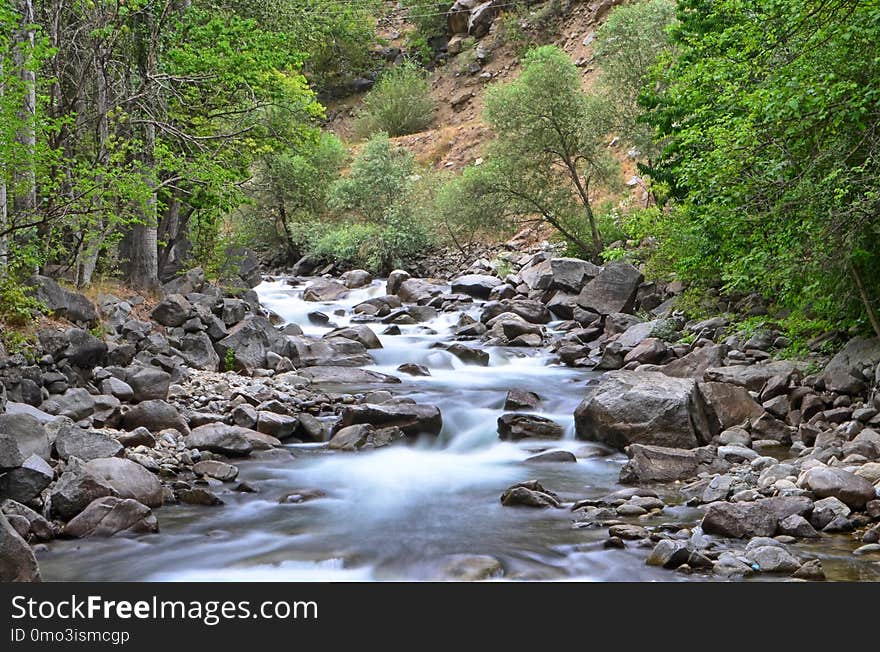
2 248 879 581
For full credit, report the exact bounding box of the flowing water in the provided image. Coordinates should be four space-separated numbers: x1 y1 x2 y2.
37 278 878 581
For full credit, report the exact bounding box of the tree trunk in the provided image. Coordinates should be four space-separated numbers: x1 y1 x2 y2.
127 3 159 291
13 0 36 220
562 156 603 257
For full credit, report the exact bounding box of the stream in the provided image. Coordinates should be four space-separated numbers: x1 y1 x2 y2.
36 278 877 581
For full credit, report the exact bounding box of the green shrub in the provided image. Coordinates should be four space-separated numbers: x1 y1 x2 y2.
0 277 44 326
353 62 436 137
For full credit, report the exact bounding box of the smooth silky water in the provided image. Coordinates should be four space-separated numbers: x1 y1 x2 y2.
38 278 874 581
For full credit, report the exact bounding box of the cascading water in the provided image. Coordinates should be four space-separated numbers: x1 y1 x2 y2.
37 277 700 582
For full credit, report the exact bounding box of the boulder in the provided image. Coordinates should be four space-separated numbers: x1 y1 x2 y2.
0 512 40 581
84 457 164 507
336 402 442 437
50 462 116 520
798 466 876 509
63 496 158 537
342 269 372 289
497 414 564 440
176 332 221 370
185 423 278 456
121 400 189 435
324 325 382 350
503 389 540 411
280 335 373 368
303 278 348 302
819 336 880 394
64 328 107 367
397 363 431 377
215 316 277 371
151 294 194 327
468 0 499 38
126 365 171 402
100 377 134 402
701 496 813 539
550 257 600 293
576 262 643 315
698 381 764 433
662 344 727 379
193 460 239 482
619 444 721 484
386 270 411 296
297 367 400 385
54 421 122 461
500 480 559 508
447 0 479 35
397 278 444 303
0 413 50 461
0 454 54 503
704 360 803 392
444 343 490 366
451 274 502 299
519 258 553 290
574 371 711 450
26 275 97 325
40 388 95 422
162 267 205 295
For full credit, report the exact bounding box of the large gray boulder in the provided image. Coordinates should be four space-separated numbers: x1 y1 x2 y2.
662 344 728 379
50 461 116 520
576 262 643 315
574 371 711 450
819 336 880 394
497 414 564 440
64 328 107 367
279 335 374 368
704 360 803 392
83 458 164 507
215 315 278 372
121 399 189 434
336 401 442 437
0 454 54 503
39 388 95 422
550 257 600 293
397 278 444 304
296 366 400 385
451 274 502 299
0 512 40 581
619 444 723 484
151 294 195 327
324 326 382 350
125 365 171 402
0 413 51 461
184 423 279 456
53 420 122 461
798 466 876 509
64 496 158 538
176 331 221 370
303 278 349 302
701 496 813 539
26 275 97 326
698 381 764 434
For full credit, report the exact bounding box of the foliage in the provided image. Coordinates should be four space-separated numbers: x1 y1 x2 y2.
223 347 236 372
399 0 449 40
444 46 617 258
643 0 880 333
353 62 436 138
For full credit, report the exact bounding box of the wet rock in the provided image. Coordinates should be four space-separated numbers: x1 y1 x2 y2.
444 343 490 366
342 269 372 289
1 500 54 541
397 278 444 303
504 389 540 411
745 543 801 573
121 400 189 435
386 270 411 296
280 336 373 368
777 514 820 538
84 457 164 507
64 496 158 537
325 325 382 350
576 262 643 315
279 488 326 504
451 274 502 299
608 524 649 540
500 480 559 508
497 414 564 441
810 496 851 530
328 424 373 451
574 371 711 450
0 454 54 503
256 412 298 440
303 278 349 302
0 512 40 581
525 450 577 463
397 363 431 377
701 496 812 538
798 466 876 509
336 402 442 437
178 488 224 506
646 539 691 569
438 554 503 581
792 558 825 581
193 460 239 482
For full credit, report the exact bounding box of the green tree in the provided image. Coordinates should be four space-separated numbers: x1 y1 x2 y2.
453 45 616 257
354 61 436 138
644 0 880 333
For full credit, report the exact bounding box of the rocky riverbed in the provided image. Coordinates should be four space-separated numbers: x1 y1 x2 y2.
1 248 879 582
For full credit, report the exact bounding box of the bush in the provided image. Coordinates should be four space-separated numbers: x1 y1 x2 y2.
353 62 436 137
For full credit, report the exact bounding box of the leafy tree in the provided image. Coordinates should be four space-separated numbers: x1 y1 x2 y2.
644 0 880 333
451 45 616 257
354 61 436 138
